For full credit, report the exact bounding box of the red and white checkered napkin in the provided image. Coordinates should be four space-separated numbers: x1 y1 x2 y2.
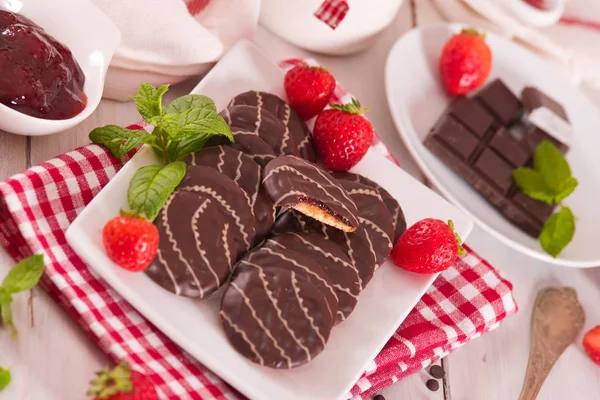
0 69 517 400
314 0 350 30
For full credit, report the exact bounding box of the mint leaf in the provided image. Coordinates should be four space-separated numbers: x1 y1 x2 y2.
166 94 217 114
161 108 232 141
0 289 12 305
534 140 571 192
539 206 575 258
554 177 578 204
130 83 169 123
167 136 212 162
1 304 15 337
1 255 44 294
513 168 554 205
89 126 153 158
127 162 187 221
0 366 10 392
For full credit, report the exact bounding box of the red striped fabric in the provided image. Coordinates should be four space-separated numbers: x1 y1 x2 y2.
314 0 350 30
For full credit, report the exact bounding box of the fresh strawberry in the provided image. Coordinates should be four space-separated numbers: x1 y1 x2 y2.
284 64 336 120
583 325 600 365
391 219 466 274
439 28 492 96
88 363 158 400
102 216 158 272
313 98 373 172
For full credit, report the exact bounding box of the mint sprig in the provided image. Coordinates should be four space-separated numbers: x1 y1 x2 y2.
513 140 578 257
0 366 10 392
90 83 232 164
90 83 234 223
127 162 186 222
0 255 45 337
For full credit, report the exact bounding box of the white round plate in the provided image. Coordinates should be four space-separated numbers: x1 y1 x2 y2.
385 23 600 268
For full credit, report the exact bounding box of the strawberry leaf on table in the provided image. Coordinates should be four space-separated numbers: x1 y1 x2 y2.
0 367 10 392
0 254 44 337
539 206 575 258
89 126 154 159
127 162 187 222
1 254 45 294
130 83 169 123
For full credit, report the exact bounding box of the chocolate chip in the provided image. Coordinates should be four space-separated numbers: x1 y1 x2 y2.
426 379 440 392
373 395 386 400
429 364 445 379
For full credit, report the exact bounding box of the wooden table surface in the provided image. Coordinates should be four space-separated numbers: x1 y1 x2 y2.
1 1 600 399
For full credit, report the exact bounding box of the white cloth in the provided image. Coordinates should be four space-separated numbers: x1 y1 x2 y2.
93 0 261 100
433 0 600 89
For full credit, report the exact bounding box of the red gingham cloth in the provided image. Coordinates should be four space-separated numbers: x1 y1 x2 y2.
0 62 517 400
314 0 349 30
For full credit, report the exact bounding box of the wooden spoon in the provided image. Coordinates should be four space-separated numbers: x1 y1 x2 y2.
519 287 585 400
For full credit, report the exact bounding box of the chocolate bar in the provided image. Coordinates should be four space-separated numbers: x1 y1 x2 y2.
425 94 554 237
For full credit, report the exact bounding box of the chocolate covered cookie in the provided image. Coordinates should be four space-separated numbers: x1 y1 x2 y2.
265 232 361 323
263 156 359 232
221 263 332 369
146 191 238 298
333 171 407 242
229 91 316 161
336 180 394 265
220 105 287 156
238 246 338 326
273 210 377 289
178 165 256 258
187 146 274 241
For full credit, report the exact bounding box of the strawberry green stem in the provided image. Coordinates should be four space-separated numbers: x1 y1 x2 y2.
448 220 467 256
461 28 485 39
87 363 134 398
330 98 370 115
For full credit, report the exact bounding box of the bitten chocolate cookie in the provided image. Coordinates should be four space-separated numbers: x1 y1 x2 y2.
220 105 288 156
178 165 256 259
273 210 377 289
263 155 359 232
237 246 338 326
337 180 394 265
221 263 332 369
334 171 407 242
229 91 316 161
187 146 274 241
264 232 361 324
146 191 238 298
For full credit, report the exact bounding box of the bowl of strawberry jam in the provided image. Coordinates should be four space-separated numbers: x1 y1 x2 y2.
0 0 120 136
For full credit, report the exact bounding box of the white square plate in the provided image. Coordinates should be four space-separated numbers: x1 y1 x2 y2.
66 40 473 400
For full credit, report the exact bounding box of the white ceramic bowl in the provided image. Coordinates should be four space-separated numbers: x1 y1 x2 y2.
502 0 565 27
259 0 405 55
0 0 121 136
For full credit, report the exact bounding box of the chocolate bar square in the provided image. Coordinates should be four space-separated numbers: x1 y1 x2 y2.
473 149 514 193
432 116 479 161
489 127 530 167
476 79 522 125
448 97 495 138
